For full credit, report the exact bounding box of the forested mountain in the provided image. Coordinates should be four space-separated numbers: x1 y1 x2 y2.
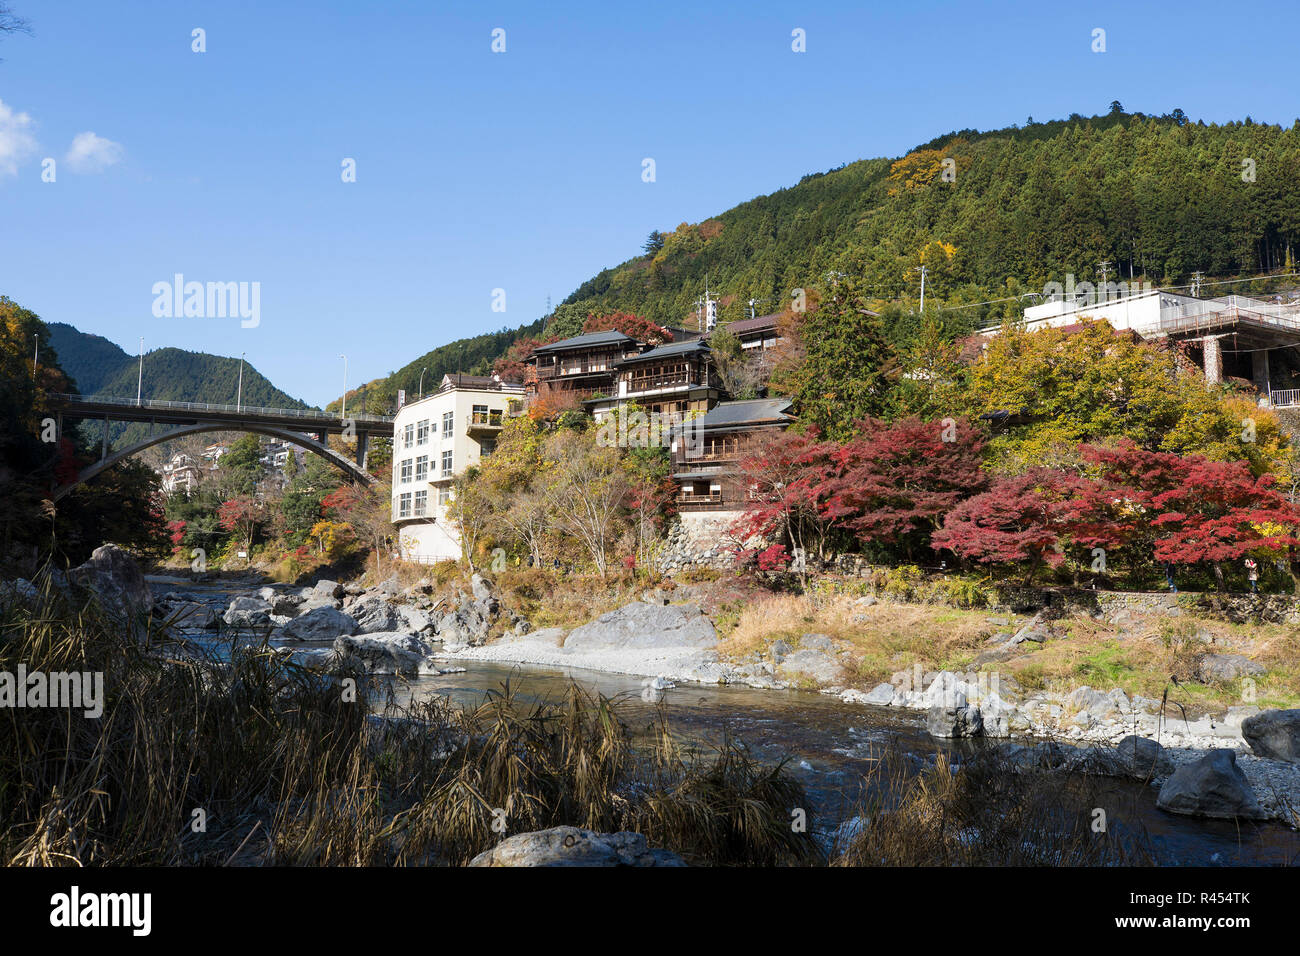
47 323 308 409
553 108 1300 332
46 322 310 445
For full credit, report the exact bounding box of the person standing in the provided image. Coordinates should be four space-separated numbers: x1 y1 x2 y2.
1164 562 1177 593
1245 557 1259 594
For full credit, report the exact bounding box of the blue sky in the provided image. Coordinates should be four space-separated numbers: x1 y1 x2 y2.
2 0 1298 406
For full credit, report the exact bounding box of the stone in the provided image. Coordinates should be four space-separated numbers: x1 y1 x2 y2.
1155 749 1267 820
799 633 834 652
332 632 431 675
468 826 686 867
1066 686 1118 717
978 693 1017 737
68 544 153 625
1112 736 1174 779
0 578 39 607
778 648 840 684
282 606 356 642
164 601 219 629
1240 709 1300 763
350 597 404 634
770 640 791 664
563 601 716 651
222 595 273 628
1196 654 1265 683
311 579 344 600
863 682 895 705
927 704 983 738
270 594 303 616
470 573 495 603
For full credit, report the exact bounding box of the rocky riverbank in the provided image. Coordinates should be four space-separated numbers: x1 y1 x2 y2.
142 562 1300 828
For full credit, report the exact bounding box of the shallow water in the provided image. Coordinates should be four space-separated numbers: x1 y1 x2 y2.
152 575 1300 866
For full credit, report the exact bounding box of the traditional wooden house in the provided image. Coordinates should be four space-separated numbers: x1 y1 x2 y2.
670 397 795 512
529 330 643 404
586 337 722 421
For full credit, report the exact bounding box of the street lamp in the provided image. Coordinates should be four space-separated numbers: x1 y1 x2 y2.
419 366 428 400
340 354 348 419
236 352 246 412
136 337 144 406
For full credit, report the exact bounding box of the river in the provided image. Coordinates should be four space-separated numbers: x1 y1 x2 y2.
151 574 1300 866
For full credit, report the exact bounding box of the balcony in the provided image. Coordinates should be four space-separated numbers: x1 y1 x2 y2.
675 493 734 511
466 410 504 432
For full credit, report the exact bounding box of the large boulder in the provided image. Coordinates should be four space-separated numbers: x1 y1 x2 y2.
1112 735 1175 779
468 826 686 867
349 597 405 635
1241 709 1300 763
564 602 716 651
311 579 344 600
163 600 219 630
332 632 430 675
222 596 273 628
1196 654 1266 683
927 704 983 738
68 544 153 624
281 606 356 642
1156 749 1267 820
0 578 39 609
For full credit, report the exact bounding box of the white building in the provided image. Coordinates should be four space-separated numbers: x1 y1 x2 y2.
160 453 202 495
988 285 1300 401
390 373 525 563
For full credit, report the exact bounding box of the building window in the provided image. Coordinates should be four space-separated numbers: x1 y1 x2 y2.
415 455 428 482
442 411 454 436
413 490 427 517
416 419 430 445
399 458 413 483
441 450 454 477
403 423 414 449
397 493 412 518
438 487 451 505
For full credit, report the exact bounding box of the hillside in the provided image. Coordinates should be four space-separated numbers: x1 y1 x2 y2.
553 108 1300 333
333 108 1300 411
326 318 546 415
46 323 311 446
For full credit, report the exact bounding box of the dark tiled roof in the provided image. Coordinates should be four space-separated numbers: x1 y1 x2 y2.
695 398 794 429
532 330 638 354
616 339 710 365
722 313 782 335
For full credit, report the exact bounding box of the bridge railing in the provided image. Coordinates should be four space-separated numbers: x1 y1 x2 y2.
44 392 392 425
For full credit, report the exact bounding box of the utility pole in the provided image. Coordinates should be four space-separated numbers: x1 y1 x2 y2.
916 266 927 315
236 352 246 412
1191 271 1205 297
339 353 348 420
137 338 144 406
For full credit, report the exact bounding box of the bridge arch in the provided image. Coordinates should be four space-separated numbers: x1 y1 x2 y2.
53 422 374 501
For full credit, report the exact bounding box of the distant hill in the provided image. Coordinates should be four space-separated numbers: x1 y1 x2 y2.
326 318 546 416
554 108 1300 333
334 108 1300 409
45 323 312 446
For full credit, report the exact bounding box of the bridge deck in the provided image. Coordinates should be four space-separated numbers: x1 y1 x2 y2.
45 392 393 434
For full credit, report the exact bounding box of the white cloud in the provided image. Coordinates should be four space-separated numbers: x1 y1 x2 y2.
0 98 38 177
65 130 124 173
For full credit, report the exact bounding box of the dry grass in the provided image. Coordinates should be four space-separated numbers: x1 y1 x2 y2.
833 746 1156 866
718 589 1300 712
0 579 815 866
719 593 993 681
